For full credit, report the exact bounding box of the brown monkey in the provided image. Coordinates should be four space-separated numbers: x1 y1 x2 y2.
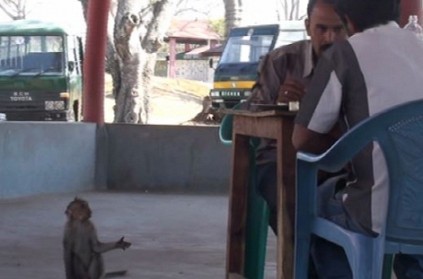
63 197 131 279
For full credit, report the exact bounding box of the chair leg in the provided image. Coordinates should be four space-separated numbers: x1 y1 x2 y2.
244 178 269 279
293 234 312 279
382 255 394 279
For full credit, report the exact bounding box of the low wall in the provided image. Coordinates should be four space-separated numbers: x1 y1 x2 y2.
98 124 231 194
0 123 232 199
0 122 97 199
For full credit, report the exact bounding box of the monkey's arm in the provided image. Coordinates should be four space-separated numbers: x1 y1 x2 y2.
92 240 119 254
90 228 131 254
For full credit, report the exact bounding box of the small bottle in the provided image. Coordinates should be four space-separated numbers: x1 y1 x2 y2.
403 15 423 40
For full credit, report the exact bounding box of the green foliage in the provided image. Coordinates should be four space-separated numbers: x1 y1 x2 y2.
209 19 225 39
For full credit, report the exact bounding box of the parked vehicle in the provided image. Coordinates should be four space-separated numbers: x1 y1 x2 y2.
209 21 308 109
0 19 84 121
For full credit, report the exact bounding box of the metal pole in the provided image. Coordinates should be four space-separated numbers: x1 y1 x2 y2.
82 0 110 124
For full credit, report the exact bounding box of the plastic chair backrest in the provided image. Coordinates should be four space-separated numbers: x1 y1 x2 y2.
218 103 260 147
219 111 234 145
219 103 244 145
294 99 423 279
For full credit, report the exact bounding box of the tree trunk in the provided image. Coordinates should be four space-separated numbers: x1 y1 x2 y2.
79 0 175 124
106 1 121 102
113 0 176 124
79 0 88 20
278 0 302 20
223 0 243 37
113 1 144 123
139 0 175 123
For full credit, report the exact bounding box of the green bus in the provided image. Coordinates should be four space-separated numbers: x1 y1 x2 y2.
0 19 84 121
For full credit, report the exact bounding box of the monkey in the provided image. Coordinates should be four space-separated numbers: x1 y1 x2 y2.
63 197 131 279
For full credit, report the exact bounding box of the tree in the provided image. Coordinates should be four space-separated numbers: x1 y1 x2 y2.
0 0 41 20
80 0 177 124
174 0 222 19
222 0 243 37
113 0 177 123
209 19 225 38
276 0 305 20
220 0 306 37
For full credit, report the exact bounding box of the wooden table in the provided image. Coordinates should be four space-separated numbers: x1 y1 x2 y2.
224 109 297 279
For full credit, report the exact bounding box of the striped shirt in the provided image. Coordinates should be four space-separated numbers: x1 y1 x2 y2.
295 21 423 234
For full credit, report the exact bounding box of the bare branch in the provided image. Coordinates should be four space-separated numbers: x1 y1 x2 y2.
0 0 22 19
174 7 205 16
0 0 43 20
143 0 176 53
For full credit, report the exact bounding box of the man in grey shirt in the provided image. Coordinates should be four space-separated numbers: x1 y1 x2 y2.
293 0 423 277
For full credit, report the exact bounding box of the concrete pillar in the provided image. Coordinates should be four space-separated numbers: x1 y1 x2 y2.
82 0 110 124
400 0 422 27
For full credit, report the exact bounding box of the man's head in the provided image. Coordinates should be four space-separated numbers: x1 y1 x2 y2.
332 0 400 34
305 0 348 58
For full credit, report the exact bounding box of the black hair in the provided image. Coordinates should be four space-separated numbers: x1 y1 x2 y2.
307 0 336 17
307 0 318 17
333 0 400 31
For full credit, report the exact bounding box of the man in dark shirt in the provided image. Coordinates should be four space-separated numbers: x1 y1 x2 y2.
246 0 348 234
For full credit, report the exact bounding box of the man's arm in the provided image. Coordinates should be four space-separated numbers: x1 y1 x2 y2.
292 123 340 154
247 53 283 108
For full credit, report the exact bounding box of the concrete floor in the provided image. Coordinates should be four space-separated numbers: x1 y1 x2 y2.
0 191 277 279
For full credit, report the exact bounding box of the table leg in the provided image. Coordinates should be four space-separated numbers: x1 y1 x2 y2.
226 133 250 278
276 122 296 279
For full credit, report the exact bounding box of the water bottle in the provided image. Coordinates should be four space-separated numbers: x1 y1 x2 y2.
403 15 423 40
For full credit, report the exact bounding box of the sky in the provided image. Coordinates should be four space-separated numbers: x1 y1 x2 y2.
27 0 86 32
177 0 307 24
0 0 85 33
243 0 307 24
0 0 308 31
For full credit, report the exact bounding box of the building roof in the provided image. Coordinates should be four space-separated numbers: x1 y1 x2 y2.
179 44 223 59
0 19 76 35
166 19 221 44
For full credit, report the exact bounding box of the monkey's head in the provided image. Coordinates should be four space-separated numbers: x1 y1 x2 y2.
65 197 92 222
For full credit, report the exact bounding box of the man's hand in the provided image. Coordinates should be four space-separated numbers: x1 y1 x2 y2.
277 76 306 104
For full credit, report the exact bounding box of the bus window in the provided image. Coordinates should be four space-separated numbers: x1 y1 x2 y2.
0 35 64 74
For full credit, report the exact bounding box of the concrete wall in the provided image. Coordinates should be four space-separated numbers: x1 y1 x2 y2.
155 59 215 83
98 124 231 194
0 123 232 199
0 122 97 199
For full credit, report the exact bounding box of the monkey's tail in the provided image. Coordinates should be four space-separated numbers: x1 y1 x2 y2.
104 270 127 278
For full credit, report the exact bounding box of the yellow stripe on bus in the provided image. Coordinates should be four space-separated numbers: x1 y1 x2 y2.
213 81 255 89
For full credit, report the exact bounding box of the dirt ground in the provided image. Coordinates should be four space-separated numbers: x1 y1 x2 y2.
104 76 218 125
